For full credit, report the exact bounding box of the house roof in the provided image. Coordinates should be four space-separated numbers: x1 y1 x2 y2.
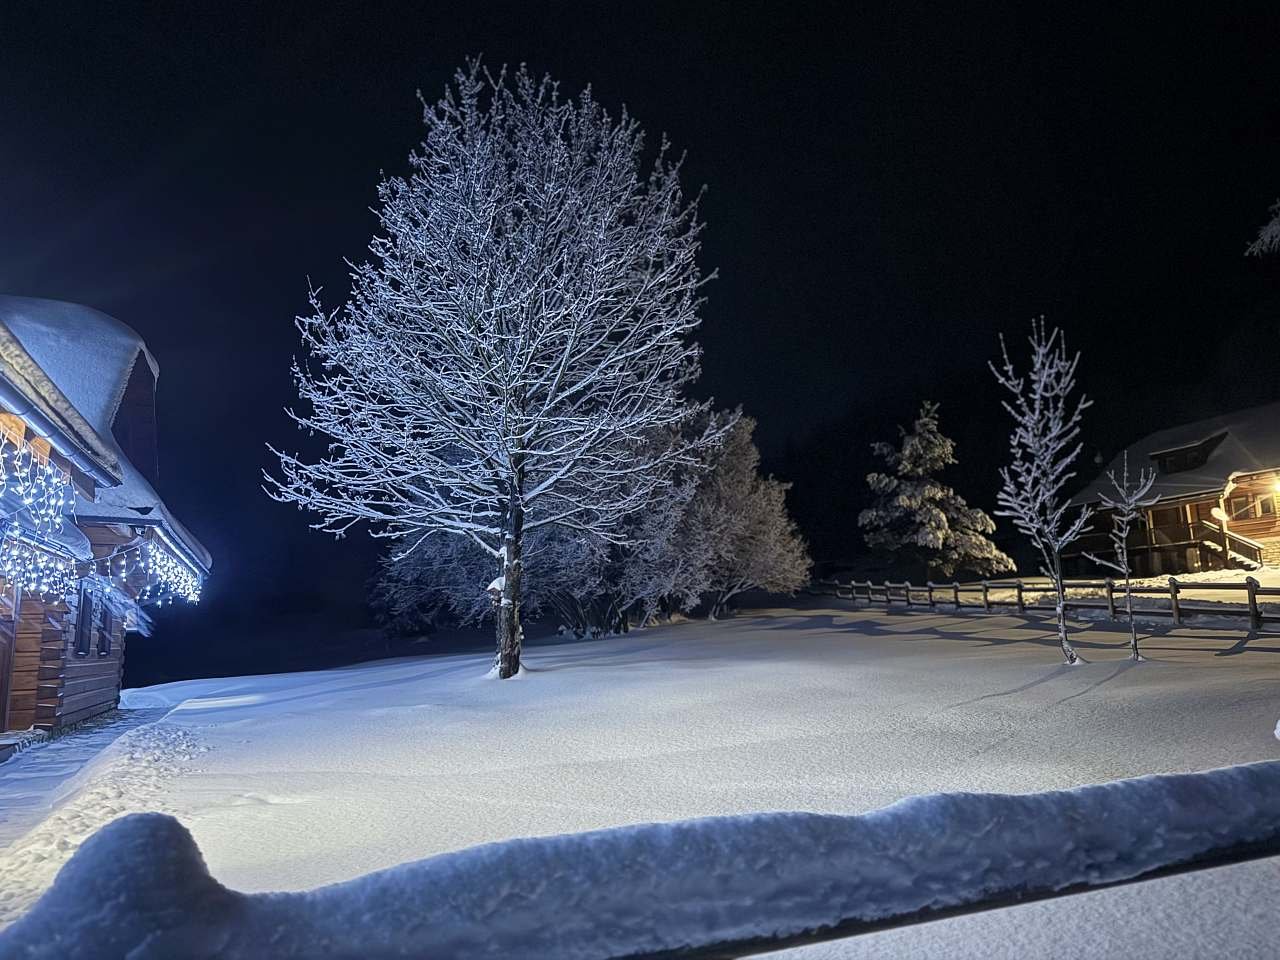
0 296 212 573
0 323 122 485
1077 399 1280 506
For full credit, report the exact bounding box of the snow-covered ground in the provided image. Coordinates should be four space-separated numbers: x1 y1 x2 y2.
2 601 1278 947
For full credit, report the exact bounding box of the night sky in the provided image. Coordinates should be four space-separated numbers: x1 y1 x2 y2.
3 3 1279 682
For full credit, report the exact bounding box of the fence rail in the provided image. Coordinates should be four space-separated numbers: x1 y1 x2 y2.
811 575 1280 632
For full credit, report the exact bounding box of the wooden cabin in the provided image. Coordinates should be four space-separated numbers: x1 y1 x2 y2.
1070 402 1280 577
0 296 209 756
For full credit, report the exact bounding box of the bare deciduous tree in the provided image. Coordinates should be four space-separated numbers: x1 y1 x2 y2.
990 318 1092 664
267 62 717 676
1083 453 1158 660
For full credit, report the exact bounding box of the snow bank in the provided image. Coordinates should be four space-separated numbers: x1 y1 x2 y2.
5 761 1280 960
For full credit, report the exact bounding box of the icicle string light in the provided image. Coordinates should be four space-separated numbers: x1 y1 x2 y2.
0 533 76 599
98 538 203 604
0 430 73 535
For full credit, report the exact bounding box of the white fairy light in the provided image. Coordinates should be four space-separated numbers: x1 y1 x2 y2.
0 430 73 535
100 537 203 604
0 531 76 600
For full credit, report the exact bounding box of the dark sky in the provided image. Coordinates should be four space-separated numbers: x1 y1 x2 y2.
3 3 1279 681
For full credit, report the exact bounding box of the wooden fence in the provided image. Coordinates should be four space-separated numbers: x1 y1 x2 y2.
811 576 1280 632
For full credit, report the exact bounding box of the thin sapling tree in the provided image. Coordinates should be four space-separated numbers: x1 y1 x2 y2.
1083 453 1158 660
990 318 1093 664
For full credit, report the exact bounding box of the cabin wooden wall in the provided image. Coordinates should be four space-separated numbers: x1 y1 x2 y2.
9 595 69 732
34 590 126 731
1221 475 1280 558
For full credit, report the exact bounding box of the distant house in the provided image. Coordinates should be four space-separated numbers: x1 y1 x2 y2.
0 297 209 749
1072 401 1280 577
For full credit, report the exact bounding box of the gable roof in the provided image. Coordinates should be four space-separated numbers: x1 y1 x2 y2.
0 296 211 573
0 322 121 485
1077 399 1280 506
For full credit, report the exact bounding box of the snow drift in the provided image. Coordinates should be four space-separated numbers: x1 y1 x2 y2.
4 761 1280 959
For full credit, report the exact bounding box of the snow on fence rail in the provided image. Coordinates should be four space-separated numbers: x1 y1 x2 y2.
5 762 1280 959
812 575 1280 631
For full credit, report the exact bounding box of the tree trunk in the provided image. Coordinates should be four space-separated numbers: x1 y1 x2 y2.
1051 552 1078 664
1123 569 1139 660
493 483 524 680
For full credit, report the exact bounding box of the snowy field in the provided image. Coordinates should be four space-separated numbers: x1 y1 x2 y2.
2 600 1279 949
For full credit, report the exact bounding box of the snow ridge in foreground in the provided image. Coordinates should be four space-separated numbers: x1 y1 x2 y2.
4 761 1280 960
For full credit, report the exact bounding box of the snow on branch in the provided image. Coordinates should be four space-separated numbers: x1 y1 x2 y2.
1246 198 1280 256
990 317 1092 662
990 318 1092 563
264 61 718 562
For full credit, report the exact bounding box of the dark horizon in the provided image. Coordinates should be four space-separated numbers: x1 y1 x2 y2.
3 2 1279 684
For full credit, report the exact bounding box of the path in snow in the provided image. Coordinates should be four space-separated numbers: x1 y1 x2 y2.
2 600 1279 928
0 709 167 846
0 714 202 924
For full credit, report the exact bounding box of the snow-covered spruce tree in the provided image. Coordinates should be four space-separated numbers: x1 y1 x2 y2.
858 401 1015 580
267 63 717 678
690 416 811 619
1083 453 1157 661
990 318 1093 664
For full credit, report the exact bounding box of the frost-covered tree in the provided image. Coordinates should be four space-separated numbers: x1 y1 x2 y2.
691 417 811 618
267 62 717 677
373 528 607 636
1246 200 1280 256
990 318 1093 664
858 401 1015 580
1083 453 1157 661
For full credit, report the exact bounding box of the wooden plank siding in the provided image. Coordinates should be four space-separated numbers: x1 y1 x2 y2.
0 521 143 732
1221 473 1280 553
31 590 126 732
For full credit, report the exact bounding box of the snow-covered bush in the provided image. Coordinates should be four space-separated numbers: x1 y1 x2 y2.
859 401 1014 580
266 62 719 676
991 318 1093 663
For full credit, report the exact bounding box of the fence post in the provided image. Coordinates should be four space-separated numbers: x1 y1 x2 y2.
981 580 990 611
926 581 935 608
864 581 873 604
952 582 960 607
1104 577 1115 619
905 582 914 608
884 581 892 610
1246 576 1261 632
1169 577 1181 626
1015 579 1025 614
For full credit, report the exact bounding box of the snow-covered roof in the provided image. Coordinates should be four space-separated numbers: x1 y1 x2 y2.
1077 399 1280 506
0 323 121 484
0 296 211 573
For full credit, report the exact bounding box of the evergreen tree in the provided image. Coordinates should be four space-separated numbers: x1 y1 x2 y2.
858 401 1014 579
